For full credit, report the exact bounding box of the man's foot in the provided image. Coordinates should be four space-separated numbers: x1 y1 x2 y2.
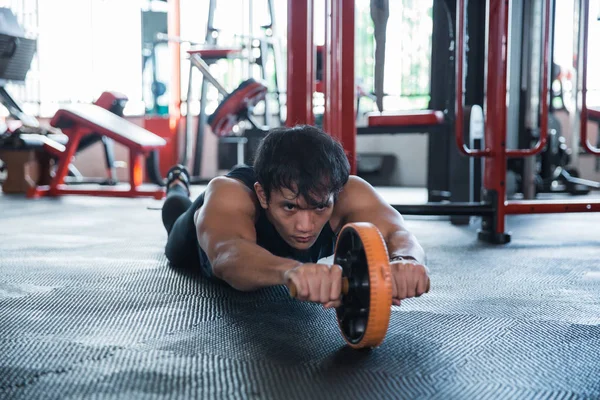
165 165 191 196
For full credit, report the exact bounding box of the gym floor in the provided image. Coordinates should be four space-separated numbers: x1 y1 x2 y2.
1 187 599 399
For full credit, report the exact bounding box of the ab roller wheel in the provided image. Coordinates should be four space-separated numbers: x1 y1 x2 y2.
289 222 394 349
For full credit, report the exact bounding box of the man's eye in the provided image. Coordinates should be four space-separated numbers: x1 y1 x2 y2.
284 204 296 211
316 203 330 211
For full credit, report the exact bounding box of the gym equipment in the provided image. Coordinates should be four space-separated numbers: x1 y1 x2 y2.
184 0 282 179
289 0 600 244
0 10 148 192
288 223 392 349
184 49 268 175
534 113 600 195
0 8 38 129
206 78 268 137
28 104 166 199
0 92 156 193
288 223 430 350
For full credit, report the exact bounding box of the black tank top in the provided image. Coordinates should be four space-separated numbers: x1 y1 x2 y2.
225 165 337 263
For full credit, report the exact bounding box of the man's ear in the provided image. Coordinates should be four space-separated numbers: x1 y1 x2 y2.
254 182 268 209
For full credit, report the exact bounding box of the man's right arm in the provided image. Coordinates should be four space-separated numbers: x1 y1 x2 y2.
195 177 299 291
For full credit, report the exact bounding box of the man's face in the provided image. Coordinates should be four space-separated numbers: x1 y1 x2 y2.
255 184 335 250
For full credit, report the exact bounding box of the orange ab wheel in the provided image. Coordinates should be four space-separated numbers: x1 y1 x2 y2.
334 222 392 349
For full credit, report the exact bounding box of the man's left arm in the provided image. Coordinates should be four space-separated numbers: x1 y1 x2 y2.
334 176 430 302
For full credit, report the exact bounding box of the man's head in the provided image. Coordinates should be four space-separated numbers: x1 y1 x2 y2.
253 125 350 250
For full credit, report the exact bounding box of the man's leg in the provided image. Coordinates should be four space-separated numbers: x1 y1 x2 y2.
162 166 204 271
161 183 192 234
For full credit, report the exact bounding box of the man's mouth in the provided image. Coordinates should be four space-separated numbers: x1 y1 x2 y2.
293 236 313 243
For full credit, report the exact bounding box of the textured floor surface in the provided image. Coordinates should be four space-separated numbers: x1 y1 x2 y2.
1 190 600 400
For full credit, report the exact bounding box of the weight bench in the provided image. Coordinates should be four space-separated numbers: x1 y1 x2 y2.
27 104 166 199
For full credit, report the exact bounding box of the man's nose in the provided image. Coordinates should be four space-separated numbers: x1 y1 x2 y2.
295 211 314 232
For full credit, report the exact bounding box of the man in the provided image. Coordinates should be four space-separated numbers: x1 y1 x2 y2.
161 125 429 308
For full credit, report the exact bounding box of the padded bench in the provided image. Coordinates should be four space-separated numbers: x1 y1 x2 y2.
28 104 167 199
367 110 445 127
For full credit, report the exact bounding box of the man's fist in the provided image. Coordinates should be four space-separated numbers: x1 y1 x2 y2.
390 259 430 306
285 263 343 309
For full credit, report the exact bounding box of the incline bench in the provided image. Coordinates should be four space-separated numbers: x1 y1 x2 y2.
28 104 166 199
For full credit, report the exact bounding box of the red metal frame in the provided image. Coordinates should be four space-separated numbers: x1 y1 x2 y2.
505 0 550 157
339 0 356 174
482 0 510 235
579 0 600 155
456 0 549 158
505 199 600 214
322 0 356 173
323 0 337 136
286 0 314 127
481 0 600 238
299 0 600 243
168 0 181 122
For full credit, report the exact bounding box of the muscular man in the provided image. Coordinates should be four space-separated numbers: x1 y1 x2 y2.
161 125 429 308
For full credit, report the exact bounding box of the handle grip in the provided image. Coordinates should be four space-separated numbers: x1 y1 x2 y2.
288 277 349 298
288 277 431 298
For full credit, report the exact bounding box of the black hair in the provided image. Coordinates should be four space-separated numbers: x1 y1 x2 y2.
253 125 350 206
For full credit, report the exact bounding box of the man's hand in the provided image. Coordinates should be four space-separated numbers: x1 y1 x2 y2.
390 259 430 306
284 263 344 309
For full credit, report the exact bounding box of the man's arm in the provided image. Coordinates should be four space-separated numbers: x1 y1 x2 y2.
195 177 299 291
334 176 425 263
334 176 429 302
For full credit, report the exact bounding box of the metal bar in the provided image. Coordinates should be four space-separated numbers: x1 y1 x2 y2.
392 203 494 216
506 0 550 157
340 0 356 174
357 126 436 135
505 199 600 214
50 130 82 193
483 0 510 235
35 186 165 199
0 87 39 128
324 0 356 172
562 169 600 188
286 0 314 126
129 150 144 190
183 63 194 166
189 54 229 97
579 0 600 154
323 0 334 134
168 0 181 118
455 0 491 157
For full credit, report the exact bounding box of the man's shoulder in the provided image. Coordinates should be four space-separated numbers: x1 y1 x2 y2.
196 176 259 224
340 175 373 194
331 176 378 224
206 174 257 199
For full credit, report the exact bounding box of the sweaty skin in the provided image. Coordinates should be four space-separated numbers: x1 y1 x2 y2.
194 175 429 308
